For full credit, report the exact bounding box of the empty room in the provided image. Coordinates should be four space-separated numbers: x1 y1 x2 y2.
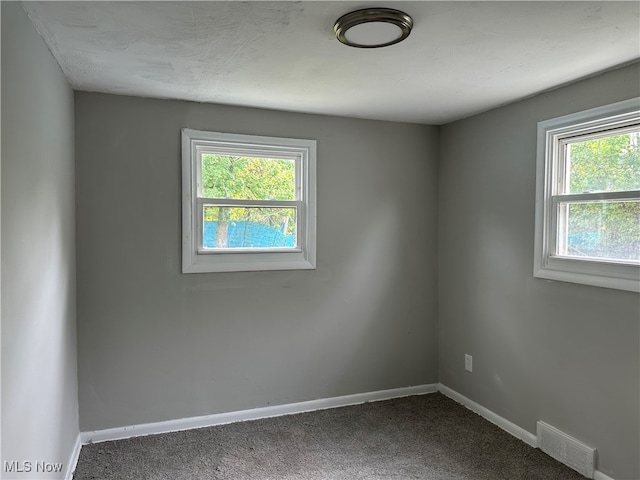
2 1 639 479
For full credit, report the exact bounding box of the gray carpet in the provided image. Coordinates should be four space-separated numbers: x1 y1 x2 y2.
74 393 587 479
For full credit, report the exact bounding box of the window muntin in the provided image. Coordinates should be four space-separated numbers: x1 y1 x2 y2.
534 98 640 292
182 129 316 273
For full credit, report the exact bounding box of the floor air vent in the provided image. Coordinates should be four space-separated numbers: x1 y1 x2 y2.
536 421 595 478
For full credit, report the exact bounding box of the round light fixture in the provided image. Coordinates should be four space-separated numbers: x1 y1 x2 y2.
334 8 413 48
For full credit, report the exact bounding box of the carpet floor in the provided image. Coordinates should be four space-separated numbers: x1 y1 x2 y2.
74 392 588 479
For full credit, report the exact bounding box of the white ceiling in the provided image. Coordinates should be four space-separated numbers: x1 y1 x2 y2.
23 1 640 125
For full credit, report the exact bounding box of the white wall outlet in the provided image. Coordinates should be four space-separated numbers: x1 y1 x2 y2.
465 354 473 372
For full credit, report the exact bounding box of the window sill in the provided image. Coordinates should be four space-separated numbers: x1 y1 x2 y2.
534 256 640 292
182 250 315 273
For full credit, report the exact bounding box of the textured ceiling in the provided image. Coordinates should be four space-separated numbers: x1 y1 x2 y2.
23 1 640 125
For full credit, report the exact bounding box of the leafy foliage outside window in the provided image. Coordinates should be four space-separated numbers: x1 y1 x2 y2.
567 132 639 193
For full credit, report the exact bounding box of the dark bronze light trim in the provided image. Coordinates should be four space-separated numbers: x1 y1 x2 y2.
334 8 413 48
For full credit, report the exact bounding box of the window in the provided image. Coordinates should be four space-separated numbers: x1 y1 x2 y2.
534 98 640 292
182 129 316 273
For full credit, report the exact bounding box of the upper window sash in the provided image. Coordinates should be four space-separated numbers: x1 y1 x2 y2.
553 124 640 197
194 145 303 202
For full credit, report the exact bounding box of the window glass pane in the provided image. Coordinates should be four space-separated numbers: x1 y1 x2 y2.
566 130 640 193
559 201 640 262
201 155 295 200
203 206 296 249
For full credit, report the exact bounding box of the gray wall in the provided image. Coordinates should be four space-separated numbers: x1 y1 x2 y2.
439 63 640 479
74 92 440 431
1 3 79 479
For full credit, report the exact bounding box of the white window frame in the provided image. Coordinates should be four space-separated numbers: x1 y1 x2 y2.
534 98 640 292
182 129 316 273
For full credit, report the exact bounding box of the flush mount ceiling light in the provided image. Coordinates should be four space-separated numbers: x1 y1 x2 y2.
334 8 413 48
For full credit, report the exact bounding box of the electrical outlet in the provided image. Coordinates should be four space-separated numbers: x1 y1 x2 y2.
465 354 473 372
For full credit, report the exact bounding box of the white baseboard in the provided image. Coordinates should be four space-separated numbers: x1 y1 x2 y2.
439 384 616 480
80 383 439 445
75 382 617 480
438 384 538 447
593 471 615 480
64 433 82 480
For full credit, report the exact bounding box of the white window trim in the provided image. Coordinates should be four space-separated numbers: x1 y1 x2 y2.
182 129 316 273
534 98 640 292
